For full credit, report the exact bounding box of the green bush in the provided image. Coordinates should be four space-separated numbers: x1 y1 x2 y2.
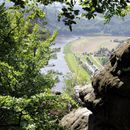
0 3 76 130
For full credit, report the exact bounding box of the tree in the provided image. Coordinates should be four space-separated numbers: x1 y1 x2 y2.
0 2 77 130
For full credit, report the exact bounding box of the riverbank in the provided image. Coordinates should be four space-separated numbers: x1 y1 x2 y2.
64 42 90 84
41 35 79 92
64 36 130 84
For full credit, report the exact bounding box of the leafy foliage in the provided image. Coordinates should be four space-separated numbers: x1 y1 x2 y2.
0 90 77 130
0 3 56 98
60 0 130 30
9 0 130 30
0 3 77 130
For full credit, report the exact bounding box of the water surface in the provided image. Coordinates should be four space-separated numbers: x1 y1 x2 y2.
41 35 78 92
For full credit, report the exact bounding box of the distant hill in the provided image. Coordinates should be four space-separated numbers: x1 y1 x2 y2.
45 4 130 36
3 1 130 36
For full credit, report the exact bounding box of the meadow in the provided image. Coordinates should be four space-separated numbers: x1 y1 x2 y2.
64 36 129 84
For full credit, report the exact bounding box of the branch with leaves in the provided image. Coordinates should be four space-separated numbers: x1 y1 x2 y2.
9 0 130 31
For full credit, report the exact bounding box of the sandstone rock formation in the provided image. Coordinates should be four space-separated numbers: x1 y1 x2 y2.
60 107 92 130
60 40 130 130
88 40 130 130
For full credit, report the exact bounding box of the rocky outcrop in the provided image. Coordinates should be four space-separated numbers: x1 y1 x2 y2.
60 40 130 130
88 40 130 130
60 107 92 130
80 40 130 130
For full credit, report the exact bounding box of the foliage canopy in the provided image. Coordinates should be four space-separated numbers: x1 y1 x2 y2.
0 2 77 130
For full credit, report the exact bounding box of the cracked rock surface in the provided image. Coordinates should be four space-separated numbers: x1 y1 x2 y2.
60 107 92 130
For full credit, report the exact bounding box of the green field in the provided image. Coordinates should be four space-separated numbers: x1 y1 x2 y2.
64 36 129 84
89 55 102 69
64 43 90 83
95 56 109 65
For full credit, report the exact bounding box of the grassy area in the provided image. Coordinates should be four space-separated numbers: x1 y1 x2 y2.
64 43 72 53
64 43 90 83
89 55 102 69
96 56 109 65
64 36 129 84
80 54 102 69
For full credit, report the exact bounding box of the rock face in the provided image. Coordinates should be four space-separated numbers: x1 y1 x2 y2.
79 40 130 130
60 107 92 130
60 40 130 130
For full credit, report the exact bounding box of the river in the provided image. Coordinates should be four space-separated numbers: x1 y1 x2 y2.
41 35 78 92
41 35 129 92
